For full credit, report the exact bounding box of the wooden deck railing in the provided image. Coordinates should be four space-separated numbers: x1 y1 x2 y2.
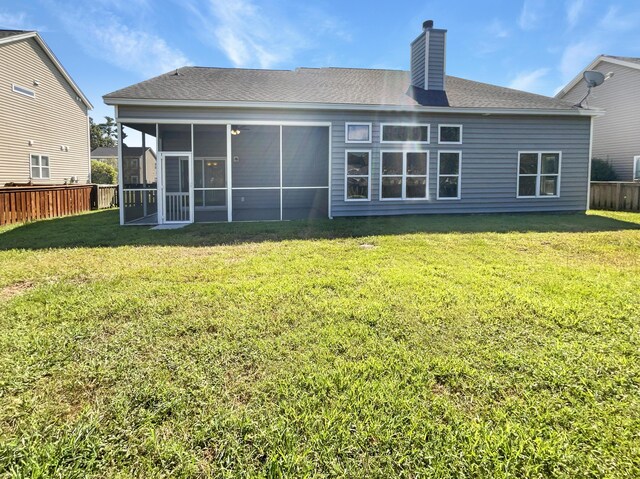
590 181 640 212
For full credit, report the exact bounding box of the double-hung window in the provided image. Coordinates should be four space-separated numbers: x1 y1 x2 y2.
345 150 371 201
30 154 50 179
437 151 461 199
380 151 428 200
517 152 561 197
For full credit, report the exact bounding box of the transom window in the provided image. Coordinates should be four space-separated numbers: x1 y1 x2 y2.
12 84 35 98
517 152 561 198
438 124 462 144
345 150 370 201
345 123 372 143
380 151 428 200
437 151 461 199
30 154 50 179
381 124 430 144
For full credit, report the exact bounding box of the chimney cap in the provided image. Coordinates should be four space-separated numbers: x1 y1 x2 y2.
423 20 434 29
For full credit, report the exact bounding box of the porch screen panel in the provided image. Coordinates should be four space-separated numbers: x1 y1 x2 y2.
231 125 280 221
194 125 228 222
282 126 329 220
122 123 158 224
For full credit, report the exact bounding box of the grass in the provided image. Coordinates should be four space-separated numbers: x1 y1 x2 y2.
1 209 639 478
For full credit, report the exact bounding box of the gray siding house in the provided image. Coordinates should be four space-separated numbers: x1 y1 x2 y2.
556 55 640 181
104 21 599 225
0 30 93 185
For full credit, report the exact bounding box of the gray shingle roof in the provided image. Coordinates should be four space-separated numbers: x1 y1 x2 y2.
104 66 578 111
92 146 154 158
0 29 32 39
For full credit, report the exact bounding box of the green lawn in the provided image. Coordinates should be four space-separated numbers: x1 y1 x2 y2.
1 210 639 478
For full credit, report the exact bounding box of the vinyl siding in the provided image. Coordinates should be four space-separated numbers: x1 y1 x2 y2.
117 106 591 217
0 37 90 185
558 61 640 180
426 30 446 91
410 32 426 88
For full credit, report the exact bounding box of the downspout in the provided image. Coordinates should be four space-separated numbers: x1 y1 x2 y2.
586 116 594 211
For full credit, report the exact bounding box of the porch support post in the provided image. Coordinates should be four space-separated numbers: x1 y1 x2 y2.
226 124 232 222
142 131 147 217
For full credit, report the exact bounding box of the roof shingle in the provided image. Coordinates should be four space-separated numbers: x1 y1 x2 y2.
104 66 579 111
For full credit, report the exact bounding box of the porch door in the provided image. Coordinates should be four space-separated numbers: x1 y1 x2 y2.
161 152 192 223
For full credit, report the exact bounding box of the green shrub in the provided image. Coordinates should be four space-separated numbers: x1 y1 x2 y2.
91 160 117 184
591 158 617 181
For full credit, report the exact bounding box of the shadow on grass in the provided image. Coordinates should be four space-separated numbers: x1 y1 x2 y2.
0 209 639 250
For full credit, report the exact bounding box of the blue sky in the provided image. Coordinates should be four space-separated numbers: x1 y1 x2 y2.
2 0 640 121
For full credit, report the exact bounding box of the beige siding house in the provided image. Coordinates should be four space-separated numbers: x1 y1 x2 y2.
0 30 92 185
556 55 640 181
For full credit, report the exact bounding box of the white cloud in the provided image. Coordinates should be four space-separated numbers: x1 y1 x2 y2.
508 68 550 91
185 0 349 69
518 0 546 30
599 5 640 32
0 10 30 29
566 0 586 28
52 6 190 77
487 19 509 39
559 40 602 80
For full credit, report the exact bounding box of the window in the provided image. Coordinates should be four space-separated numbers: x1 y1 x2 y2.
437 151 461 199
345 123 372 143
30 154 50 179
380 151 428 200
517 152 561 198
634 156 640 181
381 124 430 144
12 84 35 98
345 150 370 201
438 124 462 144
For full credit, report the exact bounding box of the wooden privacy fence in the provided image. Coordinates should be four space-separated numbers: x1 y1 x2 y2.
590 181 640 212
0 184 121 226
92 185 119 209
0 184 93 226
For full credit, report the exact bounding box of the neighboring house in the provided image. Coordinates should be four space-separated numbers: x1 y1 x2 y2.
556 55 640 181
91 146 157 186
104 20 599 225
0 30 93 185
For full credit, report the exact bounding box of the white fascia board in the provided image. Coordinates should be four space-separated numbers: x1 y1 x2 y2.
105 98 604 117
555 55 640 99
2 31 94 109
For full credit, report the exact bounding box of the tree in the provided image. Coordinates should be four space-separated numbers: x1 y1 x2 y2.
591 158 617 181
91 160 118 184
90 116 119 150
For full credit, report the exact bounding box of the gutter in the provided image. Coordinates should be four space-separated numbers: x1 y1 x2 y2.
102 98 604 117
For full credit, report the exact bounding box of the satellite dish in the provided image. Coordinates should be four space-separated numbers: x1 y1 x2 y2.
574 70 613 108
583 70 605 88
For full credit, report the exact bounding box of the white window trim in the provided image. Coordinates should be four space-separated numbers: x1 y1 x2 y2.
633 156 640 181
516 151 562 198
345 149 371 202
379 150 429 201
437 150 462 200
12 83 35 98
380 123 430 144
30 154 50 179
438 124 463 145
345 122 372 144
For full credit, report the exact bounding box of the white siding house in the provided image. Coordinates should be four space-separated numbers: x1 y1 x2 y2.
556 55 640 181
0 30 93 185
